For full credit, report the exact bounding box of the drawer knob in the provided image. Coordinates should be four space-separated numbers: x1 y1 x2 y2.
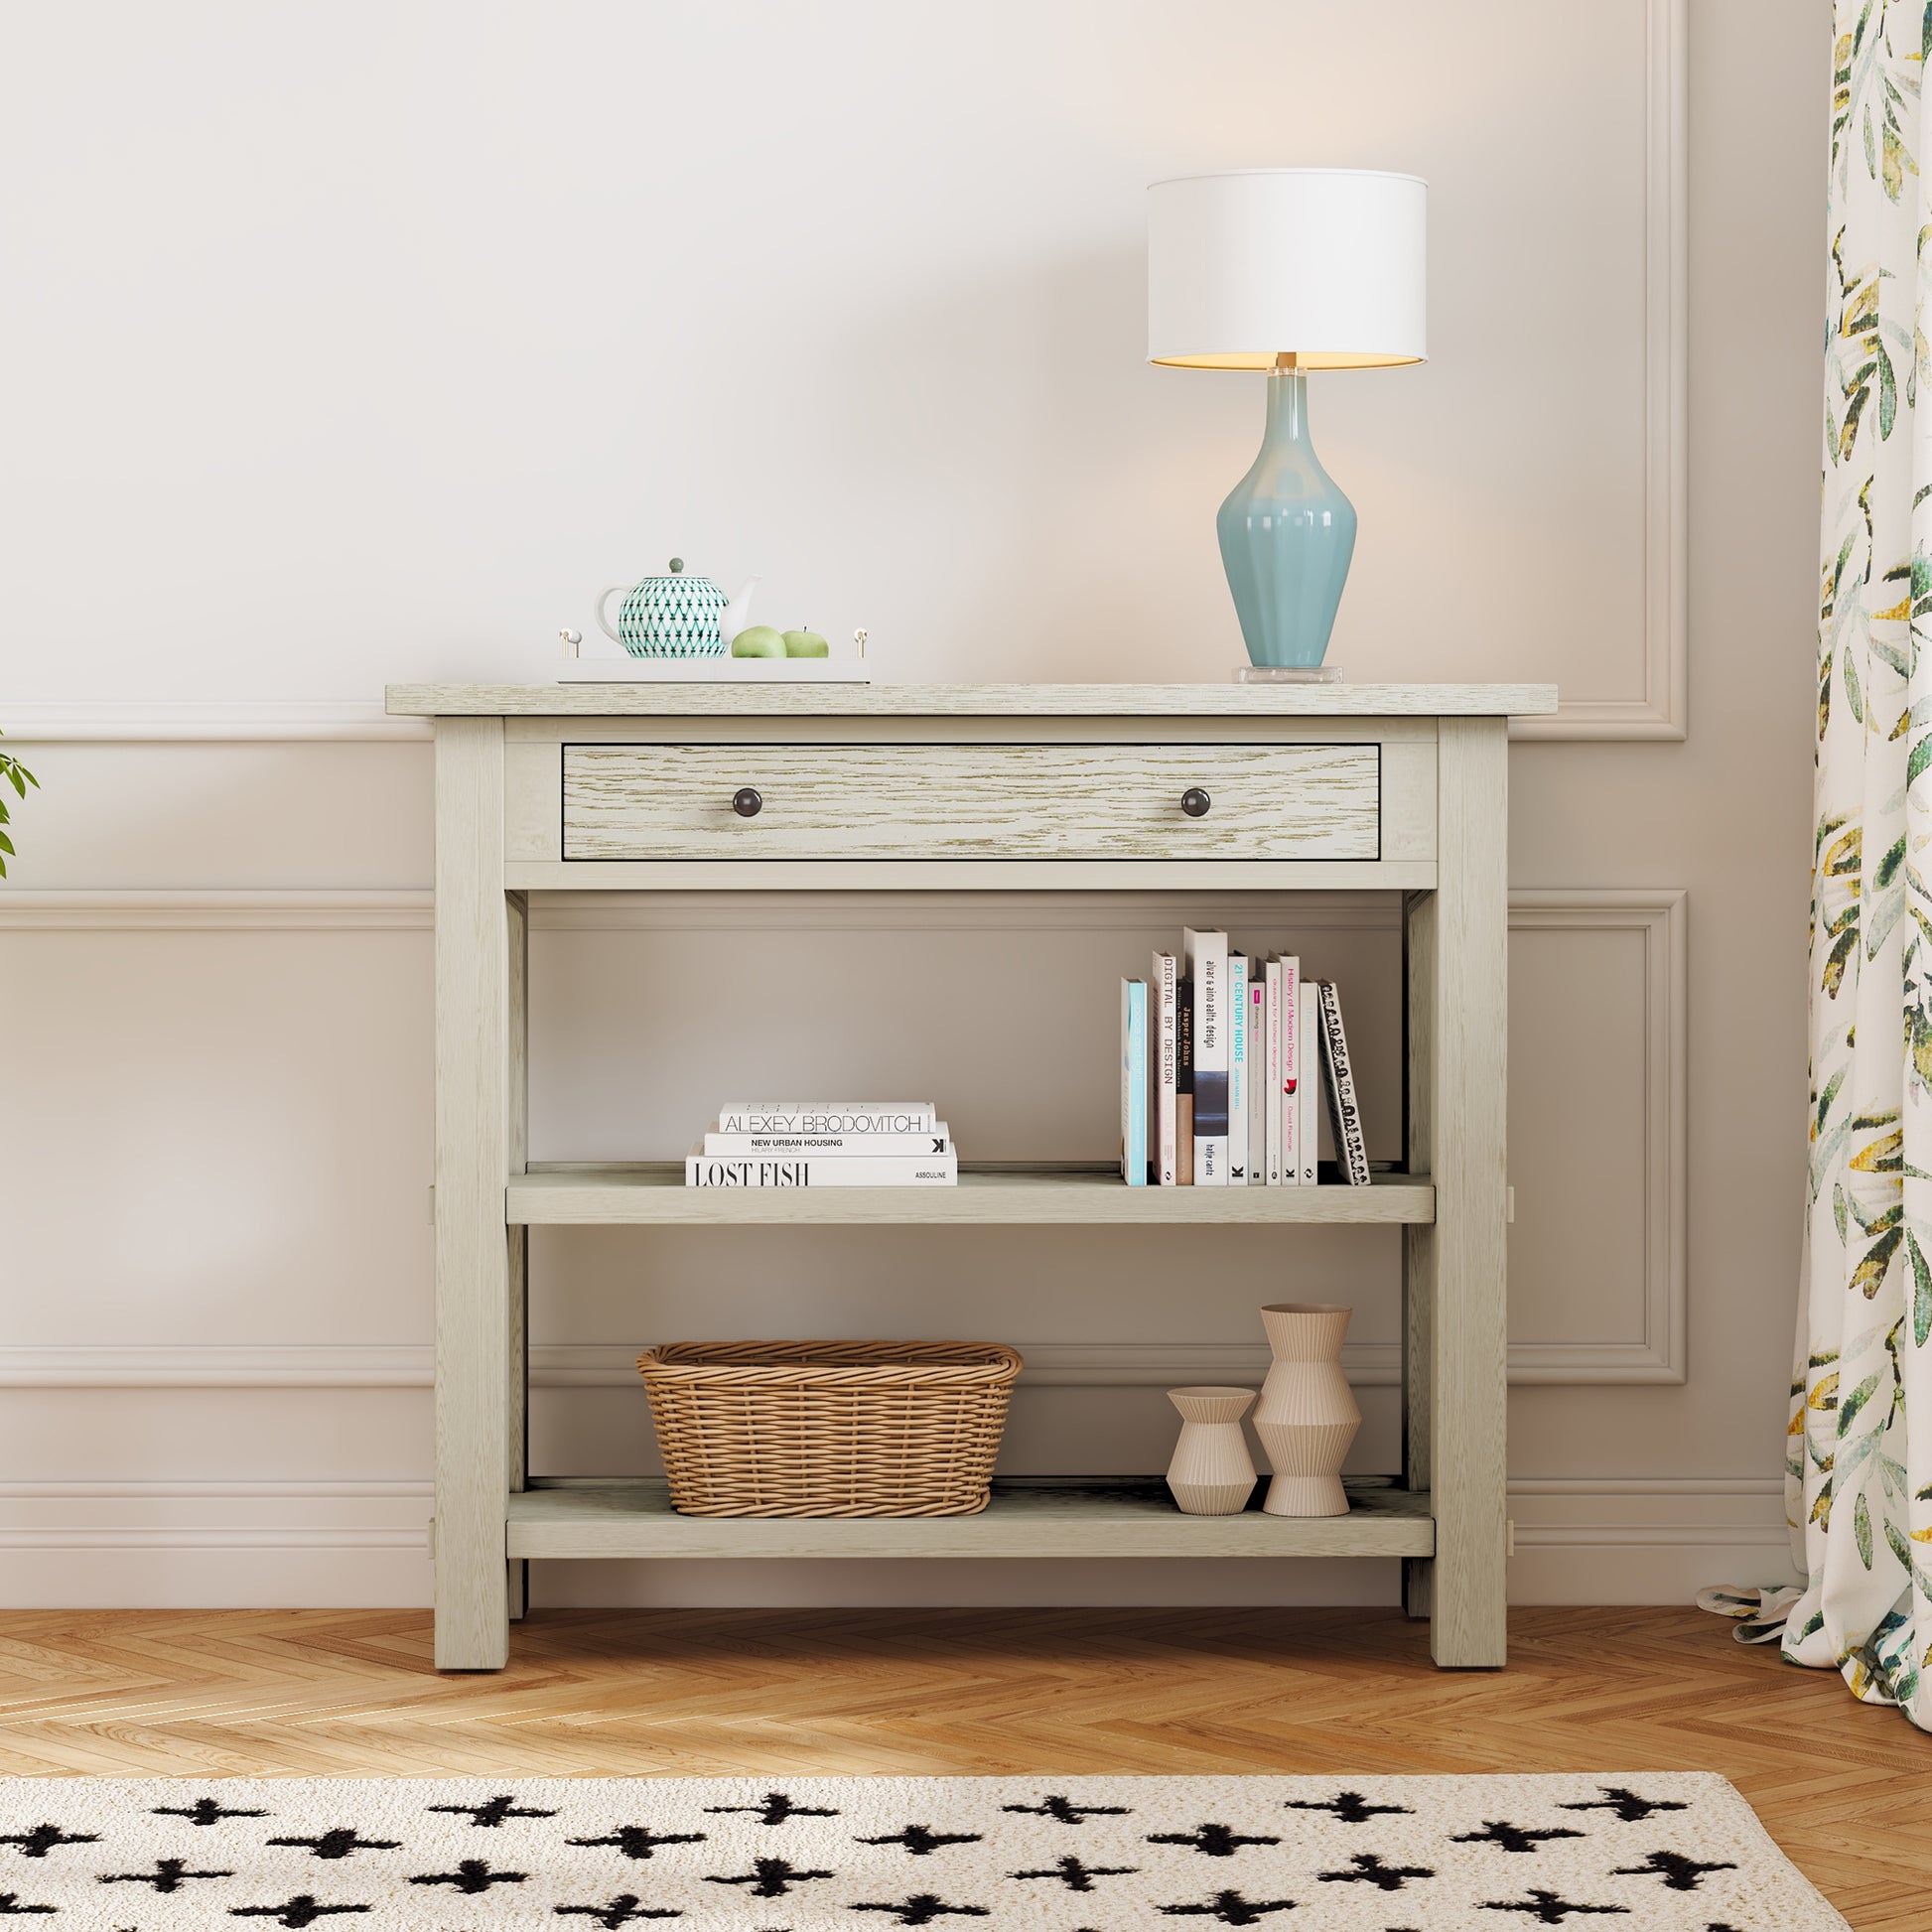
1180 787 1212 818
732 787 763 818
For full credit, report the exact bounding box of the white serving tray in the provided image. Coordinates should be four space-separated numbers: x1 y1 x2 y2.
558 655 872 685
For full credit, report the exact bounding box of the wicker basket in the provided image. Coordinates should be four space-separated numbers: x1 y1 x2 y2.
635 1339 1023 1518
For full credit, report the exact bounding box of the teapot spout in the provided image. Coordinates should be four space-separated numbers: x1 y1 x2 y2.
719 577 759 649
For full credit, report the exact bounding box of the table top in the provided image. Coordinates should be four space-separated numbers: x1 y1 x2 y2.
385 680 1560 719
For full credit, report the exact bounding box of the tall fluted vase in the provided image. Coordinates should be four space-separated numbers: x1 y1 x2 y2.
1252 1303 1360 1517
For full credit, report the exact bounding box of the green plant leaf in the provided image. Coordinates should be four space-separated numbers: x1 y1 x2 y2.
1840 1370 1883 1435
1857 1489 1874 1568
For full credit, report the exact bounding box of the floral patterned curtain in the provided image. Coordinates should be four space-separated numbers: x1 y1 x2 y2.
1713 0 1932 1727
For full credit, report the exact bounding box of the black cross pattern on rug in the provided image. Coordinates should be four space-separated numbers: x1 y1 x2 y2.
554 1895 683 1926
408 1856 527 1893
156 1797 269 1827
857 1825 983 1856
703 1792 839 1826
266 1828 401 1861
428 1793 558 1828
1453 1821 1586 1855
1611 1849 1738 1892
228 1900 371 1927
99 1855 235 1892
1010 1853 1139 1891
1157 1889 1298 1923
1284 1791 1412 1825
568 1826 708 1861
1318 1851 1435 1891
999 1794 1131 1825
0 1899 54 1918
703 1856 835 1898
848 1895 991 1924
1481 1889 1632 1924
1148 1823 1280 1858
1557 1787 1689 1825
0 1824 98 1859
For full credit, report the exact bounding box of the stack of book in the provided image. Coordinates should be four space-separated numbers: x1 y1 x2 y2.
686 1102 958 1187
1119 929 1369 1187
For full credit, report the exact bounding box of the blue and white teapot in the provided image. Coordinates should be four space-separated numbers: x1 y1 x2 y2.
594 559 756 658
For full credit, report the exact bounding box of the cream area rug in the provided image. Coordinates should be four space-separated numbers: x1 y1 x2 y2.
0 1774 1844 1929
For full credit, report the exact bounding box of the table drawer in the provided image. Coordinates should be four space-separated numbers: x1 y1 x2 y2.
561 742 1380 861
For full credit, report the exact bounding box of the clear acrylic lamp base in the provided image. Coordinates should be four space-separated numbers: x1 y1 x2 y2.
1234 664 1343 684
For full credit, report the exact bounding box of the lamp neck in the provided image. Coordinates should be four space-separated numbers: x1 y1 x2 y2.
1264 365 1311 443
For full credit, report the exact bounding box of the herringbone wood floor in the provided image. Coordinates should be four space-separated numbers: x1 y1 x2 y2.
0 1606 1924 1927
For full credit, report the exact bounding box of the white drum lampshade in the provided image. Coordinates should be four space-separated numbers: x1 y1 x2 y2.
1148 168 1428 672
1148 169 1427 369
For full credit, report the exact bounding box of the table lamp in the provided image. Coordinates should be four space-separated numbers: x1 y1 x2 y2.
1148 169 1427 671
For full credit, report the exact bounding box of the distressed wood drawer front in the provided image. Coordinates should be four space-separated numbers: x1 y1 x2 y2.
562 743 1380 861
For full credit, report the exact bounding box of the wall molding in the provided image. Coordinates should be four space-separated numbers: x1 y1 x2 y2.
1513 0 1686 742
1508 890 1688 1383
2 885 1689 1388
0 701 427 743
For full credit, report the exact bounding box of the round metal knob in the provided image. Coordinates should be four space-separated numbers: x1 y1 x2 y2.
732 787 762 818
1180 787 1212 818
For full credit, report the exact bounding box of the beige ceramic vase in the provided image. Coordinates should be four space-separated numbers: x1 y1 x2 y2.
1164 1386 1259 1515
1253 1303 1360 1516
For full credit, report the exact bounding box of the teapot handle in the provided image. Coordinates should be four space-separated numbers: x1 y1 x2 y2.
593 585 628 644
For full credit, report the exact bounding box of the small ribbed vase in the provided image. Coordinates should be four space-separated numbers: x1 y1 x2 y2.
1165 1386 1258 1515
1253 1303 1360 1517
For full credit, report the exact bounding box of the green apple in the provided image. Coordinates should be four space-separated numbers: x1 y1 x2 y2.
730 624 787 658
782 627 830 657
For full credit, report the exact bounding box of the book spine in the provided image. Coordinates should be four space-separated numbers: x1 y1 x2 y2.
1280 954 1302 1185
1298 978 1318 1185
704 1130 952 1156
1175 974 1194 1184
1316 978 1372 1184
1226 953 1248 1185
1248 969 1268 1184
686 1155 958 1186
716 1105 935 1135
1184 928 1229 1185
1121 979 1148 1186
1265 958 1284 1185
1153 951 1177 1184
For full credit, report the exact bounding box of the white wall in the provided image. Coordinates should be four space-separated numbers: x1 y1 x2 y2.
0 0 1818 1607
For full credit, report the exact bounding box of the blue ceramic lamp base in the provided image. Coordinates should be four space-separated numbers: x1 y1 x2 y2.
1216 366 1357 670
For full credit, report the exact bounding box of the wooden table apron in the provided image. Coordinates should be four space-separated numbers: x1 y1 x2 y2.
392 683 1546 1673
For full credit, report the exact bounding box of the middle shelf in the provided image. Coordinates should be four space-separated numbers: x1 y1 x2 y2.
506 1163 1435 1226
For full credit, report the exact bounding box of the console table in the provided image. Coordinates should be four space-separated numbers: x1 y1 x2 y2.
385 680 1557 1672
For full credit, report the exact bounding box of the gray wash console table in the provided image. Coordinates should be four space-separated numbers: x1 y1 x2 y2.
385 680 1556 1671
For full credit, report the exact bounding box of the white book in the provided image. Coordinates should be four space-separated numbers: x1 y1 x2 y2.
1279 954 1303 1185
1184 928 1229 1185
1298 979 1319 1185
1152 951 1178 1184
1315 978 1372 1185
1247 966 1268 1185
1226 953 1249 1185
1121 979 1148 1186
705 1126 953 1156
715 1104 934 1135
686 1151 957 1186
1265 957 1284 1186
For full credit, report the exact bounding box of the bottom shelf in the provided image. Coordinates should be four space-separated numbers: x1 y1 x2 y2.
503 1477 1433 1561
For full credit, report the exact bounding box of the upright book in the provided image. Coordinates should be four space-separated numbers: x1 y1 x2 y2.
1297 979 1319 1185
1315 977 1372 1184
1120 978 1148 1186
1184 928 1229 1185
1265 957 1284 1185
1152 951 1177 1184
1175 974 1195 1184
1226 953 1249 1185
1247 963 1268 1185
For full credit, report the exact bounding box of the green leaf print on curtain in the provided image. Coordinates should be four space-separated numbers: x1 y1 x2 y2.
1747 0 1932 1728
